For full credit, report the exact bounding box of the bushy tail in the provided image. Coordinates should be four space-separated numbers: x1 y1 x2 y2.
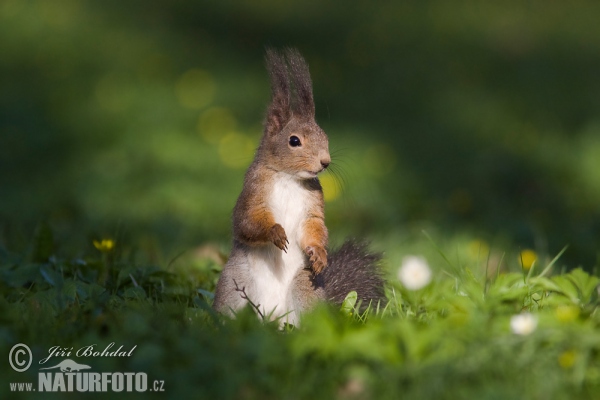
321 240 386 308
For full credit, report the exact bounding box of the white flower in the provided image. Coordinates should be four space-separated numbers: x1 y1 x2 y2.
510 313 538 335
398 256 432 290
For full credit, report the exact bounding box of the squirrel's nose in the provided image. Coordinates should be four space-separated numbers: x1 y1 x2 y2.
319 150 331 170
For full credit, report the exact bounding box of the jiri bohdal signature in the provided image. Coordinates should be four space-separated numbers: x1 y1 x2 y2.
39 343 137 365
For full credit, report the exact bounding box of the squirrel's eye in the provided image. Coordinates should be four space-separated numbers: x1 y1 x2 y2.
289 136 301 147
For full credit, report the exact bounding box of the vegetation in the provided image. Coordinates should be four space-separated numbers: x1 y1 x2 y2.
2 227 600 399
2 1 600 398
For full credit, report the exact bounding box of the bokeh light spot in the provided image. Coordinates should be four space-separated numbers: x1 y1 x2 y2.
218 133 255 169
320 174 341 202
558 350 576 369
468 239 490 260
37 0 80 29
198 107 237 143
175 69 216 109
555 305 579 323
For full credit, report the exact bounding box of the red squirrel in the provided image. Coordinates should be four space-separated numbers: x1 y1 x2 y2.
213 49 384 325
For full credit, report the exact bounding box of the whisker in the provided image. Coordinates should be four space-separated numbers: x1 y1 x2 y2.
328 164 349 194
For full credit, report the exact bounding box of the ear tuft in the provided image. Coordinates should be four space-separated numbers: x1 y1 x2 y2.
285 48 315 118
264 48 291 136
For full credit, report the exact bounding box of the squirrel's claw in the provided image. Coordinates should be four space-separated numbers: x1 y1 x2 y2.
305 245 327 274
269 224 288 252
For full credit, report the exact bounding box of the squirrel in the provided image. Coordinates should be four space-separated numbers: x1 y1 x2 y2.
212 48 385 325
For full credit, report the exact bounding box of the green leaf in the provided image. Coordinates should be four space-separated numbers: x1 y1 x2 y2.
197 288 215 300
551 275 581 304
123 286 147 300
61 279 77 302
340 291 358 315
40 264 62 287
566 268 600 304
117 267 139 287
2 263 40 287
486 273 528 303
527 276 562 293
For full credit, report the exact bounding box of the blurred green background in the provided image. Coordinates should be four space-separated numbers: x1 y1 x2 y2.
1 0 600 267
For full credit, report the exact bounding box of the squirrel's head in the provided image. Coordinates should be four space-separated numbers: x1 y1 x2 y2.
257 48 330 180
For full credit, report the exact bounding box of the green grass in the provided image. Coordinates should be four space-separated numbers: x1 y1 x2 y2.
2 224 599 399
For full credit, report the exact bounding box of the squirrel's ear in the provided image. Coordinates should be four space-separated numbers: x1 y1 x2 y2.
264 48 291 136
285 48 315 119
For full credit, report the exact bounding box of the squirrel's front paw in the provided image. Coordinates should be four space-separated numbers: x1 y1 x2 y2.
269 224 289 252
305 246 327 274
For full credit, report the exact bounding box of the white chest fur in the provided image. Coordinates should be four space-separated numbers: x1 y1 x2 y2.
246 173 311 325
269 173 308 248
